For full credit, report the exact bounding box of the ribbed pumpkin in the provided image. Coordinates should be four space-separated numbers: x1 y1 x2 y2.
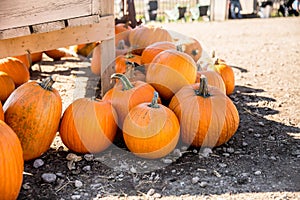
0 57 30 87
0 120 23 200
3 77 62 160
108 73 160 129
13 51 43 69
0 102 3 121
169 76 239 147
146 49 197 100
177 37 202 62
123 91 180 159
128 25 173 55
115 53 142 74
195 70 226 94
141 41 176 65
0 72 15 102
44 48 73 61
59 98 117 153
213 59 235 95
90 43 102 75
115 23 132 35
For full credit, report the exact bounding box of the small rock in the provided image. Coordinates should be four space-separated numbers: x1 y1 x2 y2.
222 153 230 157
292 150 300 156
201 147 212 157
248 128 254 132
94 156 105 162
74 180 83 188
84 154 94 161
153 193 162 198
130 166 137 174
172 149 182 157
258 122 264 126
192 149 198 153
268 135 275 141
254 134 261 138
227 147 235 153
33 159 44 168
242 142 248 147
22 183 31 190
254 170 262 175
66 153 82 162
41 173 56 183
71 195 81 200
162 158 172 164
56 172 65 178
218 163 227 168
181 146 188 151
83 165 91 171
191 176 200 184
270 156 277 161
199 181 208 188
147 188 155 196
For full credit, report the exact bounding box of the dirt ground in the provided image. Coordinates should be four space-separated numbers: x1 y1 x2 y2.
17 17 300 199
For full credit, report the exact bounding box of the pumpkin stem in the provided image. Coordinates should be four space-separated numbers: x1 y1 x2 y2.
148 91 160 108
39 76 55 91
195 75 210 98
110 73 134 91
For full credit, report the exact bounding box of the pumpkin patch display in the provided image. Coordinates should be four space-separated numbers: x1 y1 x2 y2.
3 76 62 161
146 49 197 100
123 91 180 159
0 120 23 200
169 75 239 147
108 73 160 129
59 98 118 154
0 102 4 121
0 57 30 87
0 71 15 102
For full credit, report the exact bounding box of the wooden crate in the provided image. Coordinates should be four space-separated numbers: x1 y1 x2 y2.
0 0 115 95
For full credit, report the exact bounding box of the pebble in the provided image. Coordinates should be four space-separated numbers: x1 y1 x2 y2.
192 149 198 154
172 148 182 157
254 134 261 138
222 153 230 157
258 122 264 126
218 163 227 168
162 158 173 164
254 170 262 175
292 150 300 156
83 165 91 171
33 159 44 168
41 173 57 183
226 147 235 153
270 156 277 161
268 135 275 141
153 193 162 198
201 147 212 157
74 180 83 188
130 166 137 174
191 176 200 184
66 153 82 162
181 146 188 151
242 142 248 147
22 183 31 190
199 181 208 188
71 195 81 200
84 154 94 161
147 188 155 196
248 128 254 132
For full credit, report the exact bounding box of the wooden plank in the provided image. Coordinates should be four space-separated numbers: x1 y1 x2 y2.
100 38 115 96
0 26 30 40
31 21 66 34
99 0 114 16
0 0 92 30
0 15 114 58
68 15 100 27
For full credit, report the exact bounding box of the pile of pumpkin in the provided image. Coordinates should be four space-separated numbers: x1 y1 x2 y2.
0 23 239 199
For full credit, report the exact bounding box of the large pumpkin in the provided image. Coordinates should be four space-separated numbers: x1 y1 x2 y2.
3 77 62 160
107 73 160 129
123 91 180 159
0 71 15 102
213 59 235 95
0 57 30 87
141 41 176 65
195 70 226 94
0 102 4 121
0 120 23 200
146 49 197 100
115 53 142 74
128 25 173 55
59 98 117 153
169 75 239 147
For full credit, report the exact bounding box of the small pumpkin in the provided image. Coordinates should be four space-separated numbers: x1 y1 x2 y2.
13 51 43 69
195 70 226 94
177 37 202 62
141 41 176 65
0 102 4 121
146 49 197 100
0 120 23 200
0 57 30 87
3 76 62 161
44 48 74 61
128 25 173 55
123 91 180 159
59 98 118 153
0 72 15 102
70 42 98 57
108 73 160 129
169 75 239 147
212 58 235 95
90 43 102 76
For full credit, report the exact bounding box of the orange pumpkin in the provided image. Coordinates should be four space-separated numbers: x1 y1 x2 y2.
13 51 43 69
0 102 3 121
123 91 180 159
108 73 160 129
44 48 73 61
0 57 30 87
177 37 202 62
90 43 102 75
115 53 142 74
146 49 197 100
71 42 98 57
0 72 15 102
128 25 173 55
0 120 23 200
59 98 118 153
141 41 176 64
213 59 235 95
115 23 132 35
3 77 62 160
169 75 239 147
195 70 226 94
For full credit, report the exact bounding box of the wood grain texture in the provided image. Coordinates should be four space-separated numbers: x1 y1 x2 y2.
0 27 30 40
